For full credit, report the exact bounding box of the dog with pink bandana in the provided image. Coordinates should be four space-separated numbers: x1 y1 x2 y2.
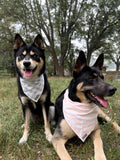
52 51 117 160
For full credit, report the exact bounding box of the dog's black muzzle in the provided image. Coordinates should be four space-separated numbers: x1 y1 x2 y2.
91 78 117 98
107 85 117 96
23 61 31 68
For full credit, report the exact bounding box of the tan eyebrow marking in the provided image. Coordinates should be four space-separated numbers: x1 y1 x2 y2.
30 51 35 56
93 73 98 77
23 51 27 56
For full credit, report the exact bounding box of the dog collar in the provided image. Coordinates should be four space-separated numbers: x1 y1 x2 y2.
63 89 98 142
20 74 44 102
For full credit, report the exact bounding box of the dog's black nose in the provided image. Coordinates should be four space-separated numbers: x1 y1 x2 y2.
23 61 31 67
109 86 117 95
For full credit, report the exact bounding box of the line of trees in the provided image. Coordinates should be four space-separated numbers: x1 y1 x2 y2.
0 0 120 76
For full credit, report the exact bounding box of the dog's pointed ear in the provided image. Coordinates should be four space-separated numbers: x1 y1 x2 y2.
14 34 25 50
73 50 87 77
93 53 104 70
33 34 44 50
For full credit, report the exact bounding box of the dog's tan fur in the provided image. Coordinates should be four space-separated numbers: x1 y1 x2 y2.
90 126 107 160
52 104 120 160
52 109 108 160
51 52 120 160
19 91 52 144
19 108 31 144
14 34 53 145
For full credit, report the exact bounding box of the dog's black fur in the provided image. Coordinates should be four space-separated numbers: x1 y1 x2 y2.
55 51 116 123
14 34 53 144
52 51 117 160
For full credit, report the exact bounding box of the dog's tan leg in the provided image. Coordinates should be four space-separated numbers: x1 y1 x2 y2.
91 127 106 160
98 108 120 133
42 105 52 142
52 138 72 160
52 119 75 160
19 108 31 145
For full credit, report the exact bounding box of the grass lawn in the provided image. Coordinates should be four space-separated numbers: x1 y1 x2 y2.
0 77 120 160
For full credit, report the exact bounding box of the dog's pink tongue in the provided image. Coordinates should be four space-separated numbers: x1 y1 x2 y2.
96 96 108 107
24 70 32 77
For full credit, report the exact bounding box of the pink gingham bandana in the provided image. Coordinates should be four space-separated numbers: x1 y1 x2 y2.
63 89 98 142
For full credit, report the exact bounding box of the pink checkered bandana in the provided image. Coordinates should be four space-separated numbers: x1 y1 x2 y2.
63 89 98 142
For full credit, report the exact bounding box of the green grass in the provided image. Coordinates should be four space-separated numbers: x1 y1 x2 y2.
0 77 120 160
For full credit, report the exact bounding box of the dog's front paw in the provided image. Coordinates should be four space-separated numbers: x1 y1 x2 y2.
95 154 106 160
112 122 120 134
19 135 28 145
45 131 53 142
46 134 53 142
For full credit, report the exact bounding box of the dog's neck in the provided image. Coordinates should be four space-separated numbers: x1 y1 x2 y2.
63 89 98 142
20 74 44 102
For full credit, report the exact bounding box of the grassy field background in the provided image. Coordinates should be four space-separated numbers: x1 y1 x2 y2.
0 77 120 160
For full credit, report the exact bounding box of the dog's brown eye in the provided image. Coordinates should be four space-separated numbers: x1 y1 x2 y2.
30 51 38 58
89 77 94 80
19 54 25 59
89 73 98 80
32 54 38 58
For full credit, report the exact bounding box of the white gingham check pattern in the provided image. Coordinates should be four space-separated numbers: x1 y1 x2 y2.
63 89 98 142
20 74 44 102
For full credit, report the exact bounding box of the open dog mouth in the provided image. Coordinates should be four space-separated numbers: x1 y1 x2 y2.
23 67 37 77
87 92 108 108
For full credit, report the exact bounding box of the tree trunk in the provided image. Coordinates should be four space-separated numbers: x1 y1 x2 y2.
87 51 92 65
48 43 64 76
116 63 120 71
58 65 64 76
116 58 120 71
86 41 93 65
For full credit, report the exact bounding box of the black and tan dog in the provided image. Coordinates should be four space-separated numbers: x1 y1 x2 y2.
52 51 119 160
14 34 54 144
